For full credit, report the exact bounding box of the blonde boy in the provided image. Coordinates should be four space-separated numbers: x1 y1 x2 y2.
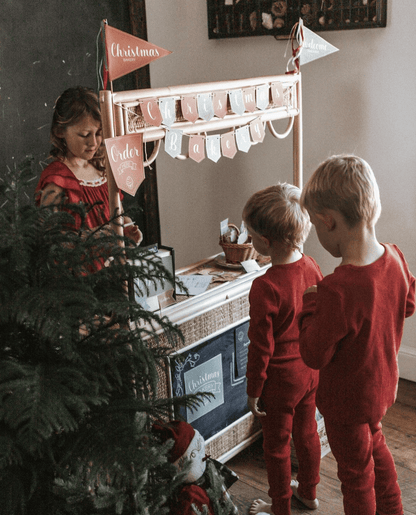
299 155 415 515
243 183 322 515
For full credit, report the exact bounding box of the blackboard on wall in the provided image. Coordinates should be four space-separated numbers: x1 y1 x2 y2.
0 1 136 188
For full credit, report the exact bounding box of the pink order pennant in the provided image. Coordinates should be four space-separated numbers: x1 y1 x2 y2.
104 133 145 196
250 118 266 143
271 82 284 107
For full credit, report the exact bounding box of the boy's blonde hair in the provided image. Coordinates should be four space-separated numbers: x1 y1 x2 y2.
301 155 381 228
243 182 311 250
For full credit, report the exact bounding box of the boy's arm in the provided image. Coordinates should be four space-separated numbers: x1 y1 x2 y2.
406 275 416 318
298 284 348 370
246 279 278 399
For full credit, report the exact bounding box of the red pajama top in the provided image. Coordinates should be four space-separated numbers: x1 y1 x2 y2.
299 243 415 425
246 255 323 399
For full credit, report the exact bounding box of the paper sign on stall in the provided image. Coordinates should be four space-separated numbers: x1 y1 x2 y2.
299 25 339 66
104 133 145 196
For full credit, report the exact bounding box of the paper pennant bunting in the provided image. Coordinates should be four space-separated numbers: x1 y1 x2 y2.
235 126 251 153
243 87 256 113
299 25 339 66
103 22 172 82
221 131 237 159
213 91 228 119
141 98 163 127
181 95 199 123
250 117 265 143
165 129 183 158
206 135 221 163
189 135 205 163
271 82 284 107
229 89 245 116
104 134 145 196
159 97 176 127
197 93 215 122
256 84 270 111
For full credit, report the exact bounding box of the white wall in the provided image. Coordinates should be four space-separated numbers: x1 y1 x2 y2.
146 1 416 381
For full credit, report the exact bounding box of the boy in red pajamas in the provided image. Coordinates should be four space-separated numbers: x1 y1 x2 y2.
243 183 323 515
299 155 415 515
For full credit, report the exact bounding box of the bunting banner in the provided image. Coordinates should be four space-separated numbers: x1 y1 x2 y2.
104 134 145 196
103 21 172 82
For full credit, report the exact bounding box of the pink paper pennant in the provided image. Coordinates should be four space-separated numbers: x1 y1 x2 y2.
181 95 199 123
250 118 266 143
221 131 237 159
141 98 163 127
213 91 228 119
104 23 172 82
189 135 205 163
271 82 284 107
104 134 145 196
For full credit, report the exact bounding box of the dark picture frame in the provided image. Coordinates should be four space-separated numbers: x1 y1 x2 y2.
207 0 387 39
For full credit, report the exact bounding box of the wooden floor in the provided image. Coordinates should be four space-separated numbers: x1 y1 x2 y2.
226 378 416 515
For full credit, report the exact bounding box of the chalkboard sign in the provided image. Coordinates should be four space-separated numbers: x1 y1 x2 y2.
0 0 160 245
169 319 251 441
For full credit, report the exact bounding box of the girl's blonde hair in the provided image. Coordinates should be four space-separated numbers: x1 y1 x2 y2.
243 182 311 250
301 155 381 228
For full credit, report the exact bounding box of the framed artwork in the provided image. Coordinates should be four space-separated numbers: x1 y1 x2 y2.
207 0 387 39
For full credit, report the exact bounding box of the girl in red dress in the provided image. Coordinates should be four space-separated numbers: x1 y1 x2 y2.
35 86 142 243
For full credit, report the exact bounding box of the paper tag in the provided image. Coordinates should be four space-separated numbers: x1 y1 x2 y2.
220 218 229 236
241 259 261 273
176 275 212 296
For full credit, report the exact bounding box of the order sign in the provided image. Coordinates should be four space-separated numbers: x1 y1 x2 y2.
104 133 145 196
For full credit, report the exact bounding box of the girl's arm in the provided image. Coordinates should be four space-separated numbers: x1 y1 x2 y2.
39 182 65 207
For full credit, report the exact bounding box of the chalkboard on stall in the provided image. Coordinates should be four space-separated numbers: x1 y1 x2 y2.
169 319 251 441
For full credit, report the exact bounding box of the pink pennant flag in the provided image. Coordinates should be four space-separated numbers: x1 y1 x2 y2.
221 131 237 159
181 95 199 123
104 22 172 81
141 98 163 127
213 91 228 119
271 82 284 107
189 135 205 163
104 134 145 196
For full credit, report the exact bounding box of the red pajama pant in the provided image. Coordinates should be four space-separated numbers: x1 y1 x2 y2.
260 370 321 515
324 419 403 515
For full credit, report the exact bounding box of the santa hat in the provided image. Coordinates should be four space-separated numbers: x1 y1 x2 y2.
152 420 196 463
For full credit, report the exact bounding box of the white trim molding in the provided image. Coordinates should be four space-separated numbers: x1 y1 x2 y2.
398 345 416 382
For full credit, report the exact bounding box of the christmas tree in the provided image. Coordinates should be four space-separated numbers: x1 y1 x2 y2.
0 158 208 515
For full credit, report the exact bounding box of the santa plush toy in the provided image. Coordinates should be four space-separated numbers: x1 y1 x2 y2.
152 420 239 515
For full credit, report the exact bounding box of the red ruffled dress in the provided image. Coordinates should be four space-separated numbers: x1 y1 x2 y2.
35 161 112 229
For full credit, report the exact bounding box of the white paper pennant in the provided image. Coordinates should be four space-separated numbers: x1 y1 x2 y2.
229 89 245 116
299 25 339 66
206 135 221 163
197 93 215 121
164 128 183 158
256 84 270 111
235 126 251 153
159 97 176 127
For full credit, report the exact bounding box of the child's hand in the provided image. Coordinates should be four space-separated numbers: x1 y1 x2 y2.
304 285 317 295
248 397 266 418
124 216 143 245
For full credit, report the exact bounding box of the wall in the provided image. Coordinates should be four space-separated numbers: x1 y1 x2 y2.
146 1 416 381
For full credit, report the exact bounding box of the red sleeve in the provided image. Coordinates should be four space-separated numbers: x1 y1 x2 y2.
35 161 82 205
246 277 279 398
298 283 349 370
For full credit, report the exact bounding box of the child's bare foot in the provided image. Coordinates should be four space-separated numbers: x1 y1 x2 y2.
249 498 273 514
